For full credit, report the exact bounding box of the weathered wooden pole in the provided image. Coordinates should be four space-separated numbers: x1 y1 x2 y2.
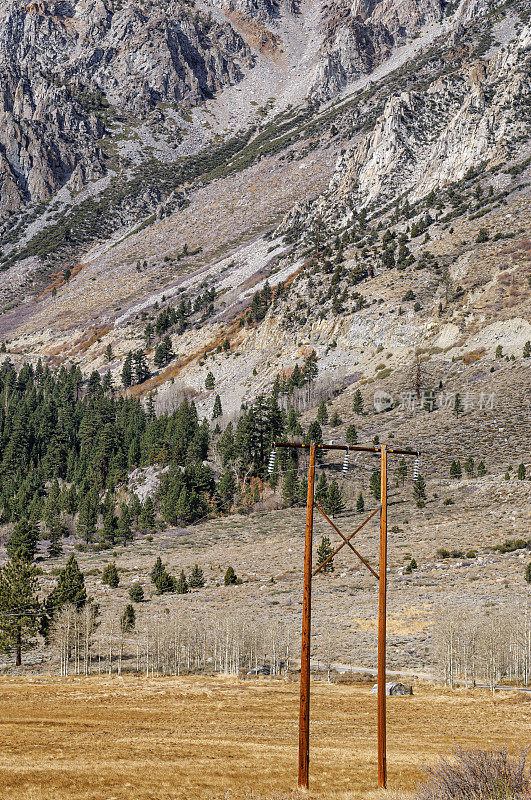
377 444 388 789
299 442 316 790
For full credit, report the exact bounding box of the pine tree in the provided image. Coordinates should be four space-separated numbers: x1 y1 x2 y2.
133 349 149 384
7 519 39 562
477 460 486 476
286 408 302 436
524 341 531 358
102 562 119 588
63 484 78 516
129 584 144 603
174 487 190 522
122 352 133 388
146 393 156 420
140 497 156 532
356 492 365 513
307 421 322 444
450 460 462 479
77 493 97 543
370 469 381 500
325 481 345 518
413 475 426 505
282 461 299 506
205 371 215 390
317 401 328 425
517 463 526 480
47 522 63 559
151 558 165 585
212 394 222 420
118 506 133 546
102 372 113 394
0 557 40 665
224 566 238 585
130 495 142 528
453 394 464 416
105 343 113 362
162 334 173 364
397 457 408 485
102 512 117 545
316 536 334 572
176 570 188 594
464 457 475 476
120 604 136 633
154 342 165 368
297 477 307 506
353 389 364 413
189 564 205 588
44 480 60 530
155 570 176 594
47 554 87 611
346 424 357 445
330 411 342 427
315 473 328 506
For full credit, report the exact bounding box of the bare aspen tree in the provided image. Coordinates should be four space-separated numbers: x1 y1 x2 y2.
434 605 530 689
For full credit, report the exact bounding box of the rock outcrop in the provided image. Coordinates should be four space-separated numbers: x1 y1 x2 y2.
320 22 530 215
0 0 254 215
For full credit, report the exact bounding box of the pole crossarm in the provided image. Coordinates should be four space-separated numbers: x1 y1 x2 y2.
312 503 380 579
274 441 419 457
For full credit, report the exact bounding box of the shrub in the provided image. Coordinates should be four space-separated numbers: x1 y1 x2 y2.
346 424 357 445
102 562 119 588
495 538 529 554
329 410 342 427
416 745 530 800
224 566 238 585
129 584 144 602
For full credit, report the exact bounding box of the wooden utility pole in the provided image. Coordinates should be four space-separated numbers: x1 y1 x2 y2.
299 442 316 790
273 440 418 792
377 445 388 789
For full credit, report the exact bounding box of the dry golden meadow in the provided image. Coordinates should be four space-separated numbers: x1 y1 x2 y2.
0 675 528 800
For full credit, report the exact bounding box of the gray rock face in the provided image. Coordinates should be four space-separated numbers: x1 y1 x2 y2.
329 24 530 207
351 0 444 36
0 0 253 215
311 0 446 99
211 0 293 23
313 10 394 98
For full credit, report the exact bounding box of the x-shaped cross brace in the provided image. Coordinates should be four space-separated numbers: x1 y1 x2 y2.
312 503 381 579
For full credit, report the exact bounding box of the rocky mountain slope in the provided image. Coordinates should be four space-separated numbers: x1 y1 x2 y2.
0 0 529 427
0 0 529 682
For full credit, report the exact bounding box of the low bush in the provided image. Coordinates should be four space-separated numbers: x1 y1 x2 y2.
416 745 530 800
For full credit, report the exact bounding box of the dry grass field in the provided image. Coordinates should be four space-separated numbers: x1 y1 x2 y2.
0 675 528 800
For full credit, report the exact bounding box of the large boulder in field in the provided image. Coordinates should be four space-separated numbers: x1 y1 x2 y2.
370 681 413 695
